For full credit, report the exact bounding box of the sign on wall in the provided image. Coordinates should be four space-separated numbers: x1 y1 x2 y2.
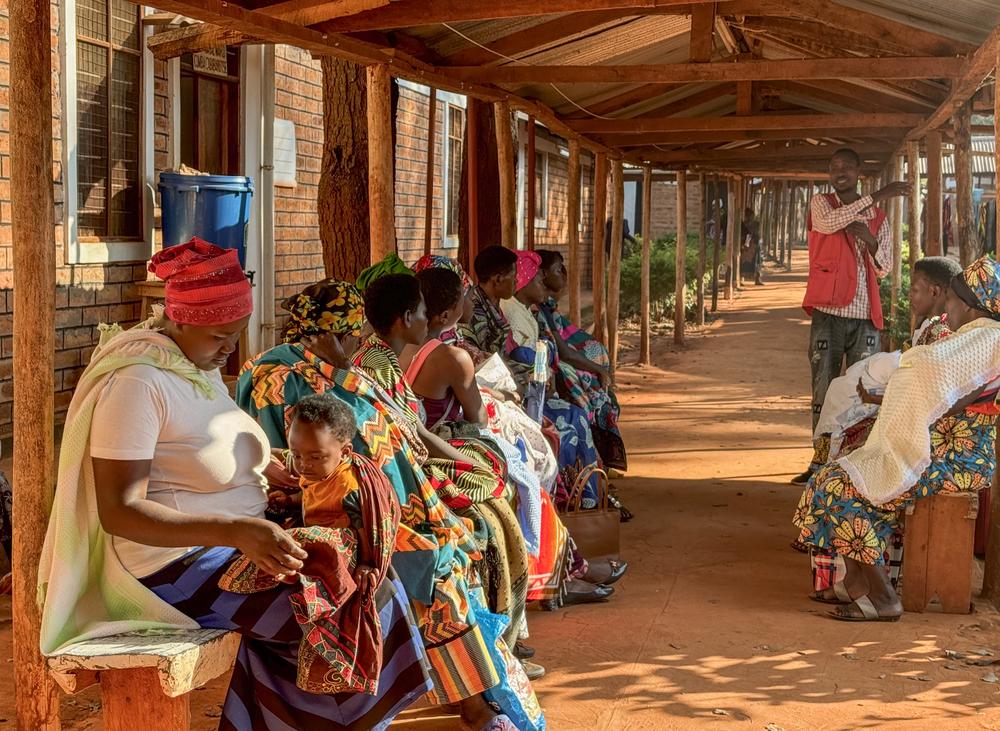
273 119 297 188
191 47 230 78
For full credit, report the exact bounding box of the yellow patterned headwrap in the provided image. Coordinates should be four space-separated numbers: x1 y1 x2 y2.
281 279 364 343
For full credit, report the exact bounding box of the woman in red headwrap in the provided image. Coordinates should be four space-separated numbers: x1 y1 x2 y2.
38 239 431 729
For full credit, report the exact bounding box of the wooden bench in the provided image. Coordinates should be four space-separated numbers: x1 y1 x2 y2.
902 491 979 614
47 629 240 731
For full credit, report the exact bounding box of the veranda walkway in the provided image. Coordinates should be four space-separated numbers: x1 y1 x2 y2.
7 253 1000 729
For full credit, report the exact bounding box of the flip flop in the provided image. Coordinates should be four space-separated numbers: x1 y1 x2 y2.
790 539 810 554
809 581 851 605
826 594 901 622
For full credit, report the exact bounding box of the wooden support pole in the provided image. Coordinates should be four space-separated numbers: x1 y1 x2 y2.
996 54 1000 259
953 101 977 267
675 170 688 345
11 0 61 727
493 101 517 247
907 140 922 272
890 154 905 341
639 165 653 364
423 87 437 256
925 129 943 256
725 177 737 300
607 160 624 369
785 181 796 270
733 175 743 287
567 139 582 326
526 116 537 251
591 153 608 344
775 181 787 272
711 175 722 312
696 174 707 328
366 64 396 264
466 100 480 262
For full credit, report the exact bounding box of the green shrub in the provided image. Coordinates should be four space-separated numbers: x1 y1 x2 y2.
878 234 912 347
619 233 710 322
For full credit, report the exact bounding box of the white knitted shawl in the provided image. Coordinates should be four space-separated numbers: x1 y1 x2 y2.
838 318 1000 506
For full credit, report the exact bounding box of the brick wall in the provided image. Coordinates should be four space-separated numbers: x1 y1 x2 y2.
0 3 166 436
271 45 325 330
646 178 705 242
532 143 595 285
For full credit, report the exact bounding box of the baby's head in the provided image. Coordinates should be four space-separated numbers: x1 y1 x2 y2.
288 393 356 483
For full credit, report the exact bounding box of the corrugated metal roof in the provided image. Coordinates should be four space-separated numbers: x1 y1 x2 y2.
918 137 996 175
834 0 1000 45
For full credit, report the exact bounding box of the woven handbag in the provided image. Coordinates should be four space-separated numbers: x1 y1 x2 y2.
558 465 619 562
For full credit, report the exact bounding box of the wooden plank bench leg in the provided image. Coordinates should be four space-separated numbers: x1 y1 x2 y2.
100 667 190 731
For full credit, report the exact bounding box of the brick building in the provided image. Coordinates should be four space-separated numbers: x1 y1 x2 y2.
0 3 608 438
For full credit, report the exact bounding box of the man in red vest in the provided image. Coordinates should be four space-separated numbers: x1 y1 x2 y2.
791 148 909 484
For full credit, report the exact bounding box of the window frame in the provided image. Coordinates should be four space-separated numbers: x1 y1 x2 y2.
533 150 549 229
438 90 467 250
62 0 156 264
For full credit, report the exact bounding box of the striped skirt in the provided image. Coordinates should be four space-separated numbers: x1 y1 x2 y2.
141 546 432 731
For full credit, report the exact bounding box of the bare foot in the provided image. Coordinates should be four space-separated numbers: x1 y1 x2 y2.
459 695 497 730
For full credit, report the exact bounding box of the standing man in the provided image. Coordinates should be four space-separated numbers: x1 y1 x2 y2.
791 148 908 484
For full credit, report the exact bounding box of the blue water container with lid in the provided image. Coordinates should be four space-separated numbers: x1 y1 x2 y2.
158 173 254 269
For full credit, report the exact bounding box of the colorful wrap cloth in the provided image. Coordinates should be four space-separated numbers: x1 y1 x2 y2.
412 255 473 292
147 237 252 325
282 279 365 343
218 452 400 695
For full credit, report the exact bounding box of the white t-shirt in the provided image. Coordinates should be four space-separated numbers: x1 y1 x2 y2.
90 352 269 578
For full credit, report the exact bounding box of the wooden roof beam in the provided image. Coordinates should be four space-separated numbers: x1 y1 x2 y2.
442 11 630 67
597 128 907 145
908 24 1000 140
639 144 895 164
634 83 734 118
257 0 388 26
764 80 938 113
689 3 716 63
141 0 618 158
315 0 717 32
571 112 924 134
441 57 965 85
147 24 259 60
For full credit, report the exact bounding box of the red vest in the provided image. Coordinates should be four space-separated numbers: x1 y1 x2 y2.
802 192 887 330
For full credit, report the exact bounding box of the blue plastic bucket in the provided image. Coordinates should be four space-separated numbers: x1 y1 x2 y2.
158 173 254 268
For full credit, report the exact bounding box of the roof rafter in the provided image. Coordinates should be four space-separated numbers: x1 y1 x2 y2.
572 112 924 134
442 57 965 85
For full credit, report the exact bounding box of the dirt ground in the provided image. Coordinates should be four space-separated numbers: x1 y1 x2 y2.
4 255 1000 729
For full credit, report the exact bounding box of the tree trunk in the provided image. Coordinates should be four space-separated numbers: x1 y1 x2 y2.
459 98 502 271
319 58 399 281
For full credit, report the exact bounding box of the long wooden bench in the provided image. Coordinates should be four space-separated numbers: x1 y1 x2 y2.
47 629 240 731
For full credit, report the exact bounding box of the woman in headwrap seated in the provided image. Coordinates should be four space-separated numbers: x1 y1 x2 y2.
402 260 625 610
38 240 430 729
535 249 627 475
237 278 536 731
794 256 1000 622
352 275 533 656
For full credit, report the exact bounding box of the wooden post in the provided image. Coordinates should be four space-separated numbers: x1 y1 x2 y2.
607 160 624 369
526 115 536 251
675 170 688 345
639 165 653 364
493 101 517 248
566 139 582 325
366 64 396 264
11 0 61 727
907 140 922 272
725 177 737 300
466 100 480 262
423 87 437 256
711 175 722 312
775 181 787 270
954 101 977 267
731 175 743 290
925 129 943 256
696 174 707 327
890 154 904 340
591 153 608 344
785 182 796 270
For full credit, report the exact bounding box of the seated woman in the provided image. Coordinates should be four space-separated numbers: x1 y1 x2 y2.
39 240 430 729
353 275 531 648
237 279 532 730
466 247 607 512
402 267 622 608
794 256 1000 622
535 249 627 474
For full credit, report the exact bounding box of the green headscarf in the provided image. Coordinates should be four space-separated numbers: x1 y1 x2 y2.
356 252 414 293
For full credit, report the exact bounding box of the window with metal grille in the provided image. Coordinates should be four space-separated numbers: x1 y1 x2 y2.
76 0 142 239
534 151 548 223
445 104 465 240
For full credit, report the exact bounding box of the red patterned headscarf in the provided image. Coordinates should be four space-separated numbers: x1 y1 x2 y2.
148 238 253 326
514 250 542 292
